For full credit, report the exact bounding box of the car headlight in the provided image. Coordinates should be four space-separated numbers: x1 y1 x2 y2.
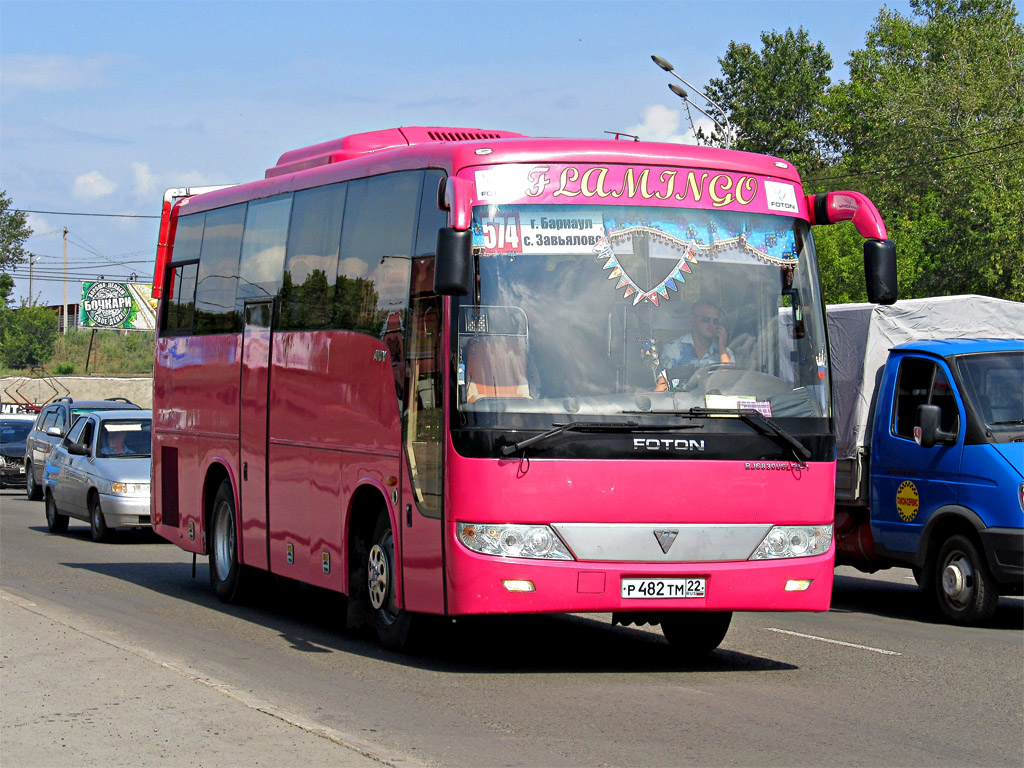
749 525 833 560
458 522 573 560
0 456 8 468
110 482 149 495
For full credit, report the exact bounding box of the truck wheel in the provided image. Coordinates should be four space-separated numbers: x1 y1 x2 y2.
366 512 414 649
660 612 732 656
932 534 998 625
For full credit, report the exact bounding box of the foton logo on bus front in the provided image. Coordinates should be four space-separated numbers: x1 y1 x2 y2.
524 165 760 209
633 438 705 452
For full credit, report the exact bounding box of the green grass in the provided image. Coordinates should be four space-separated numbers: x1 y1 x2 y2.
0 328 154 377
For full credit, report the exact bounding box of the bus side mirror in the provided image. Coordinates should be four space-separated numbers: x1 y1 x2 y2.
434 228 473 296
864 239 897 305
915 404 956 448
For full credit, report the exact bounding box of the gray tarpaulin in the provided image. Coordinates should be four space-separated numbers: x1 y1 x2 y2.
827 294 1024 460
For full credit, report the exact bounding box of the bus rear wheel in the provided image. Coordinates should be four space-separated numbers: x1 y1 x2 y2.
209 479 246 603
659 611 732 657
367 513 414 649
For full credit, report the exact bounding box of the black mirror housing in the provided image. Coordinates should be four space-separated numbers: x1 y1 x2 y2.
864 239 897 305
915 404 956 448
434 228 473 296
67 441 90 456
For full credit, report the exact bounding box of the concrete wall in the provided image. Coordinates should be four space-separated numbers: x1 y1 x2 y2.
0 376 153 411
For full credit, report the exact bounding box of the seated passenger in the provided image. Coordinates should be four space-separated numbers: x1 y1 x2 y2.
464 336 530 403
662 300 735 369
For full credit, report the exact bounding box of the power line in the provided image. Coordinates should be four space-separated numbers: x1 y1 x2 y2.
15 208 159 219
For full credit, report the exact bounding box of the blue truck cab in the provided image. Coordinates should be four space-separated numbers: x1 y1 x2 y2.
868 339 1023 622
829 296 1024 624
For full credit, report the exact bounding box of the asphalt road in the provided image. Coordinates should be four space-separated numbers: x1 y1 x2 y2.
2 487 1022 768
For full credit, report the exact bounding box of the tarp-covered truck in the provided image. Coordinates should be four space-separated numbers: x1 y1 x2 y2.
829 295 1024 624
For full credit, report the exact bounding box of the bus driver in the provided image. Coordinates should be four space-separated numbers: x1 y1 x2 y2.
662 300 734 370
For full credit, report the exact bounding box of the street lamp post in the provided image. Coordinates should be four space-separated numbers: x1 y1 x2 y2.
652 55 733 149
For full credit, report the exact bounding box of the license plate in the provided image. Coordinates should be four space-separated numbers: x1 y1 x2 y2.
621 577 706 599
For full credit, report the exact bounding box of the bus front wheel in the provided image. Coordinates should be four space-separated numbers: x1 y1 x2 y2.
659 611 732 656
367 513 414 649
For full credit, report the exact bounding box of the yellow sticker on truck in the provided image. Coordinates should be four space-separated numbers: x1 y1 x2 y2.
897 480 920 522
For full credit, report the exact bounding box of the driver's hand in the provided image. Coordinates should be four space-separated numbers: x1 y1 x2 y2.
716 325 728 350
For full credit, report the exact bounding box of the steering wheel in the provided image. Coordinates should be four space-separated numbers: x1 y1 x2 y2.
680 363 743 392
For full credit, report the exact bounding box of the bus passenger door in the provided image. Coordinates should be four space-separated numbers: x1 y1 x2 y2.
239 300 273 570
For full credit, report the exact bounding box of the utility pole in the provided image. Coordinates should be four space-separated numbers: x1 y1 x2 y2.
62 226 69 334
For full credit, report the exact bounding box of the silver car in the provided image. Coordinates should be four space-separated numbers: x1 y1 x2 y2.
43 410 152 542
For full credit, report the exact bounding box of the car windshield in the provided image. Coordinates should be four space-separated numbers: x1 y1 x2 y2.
454 204 829 424
98 419 152 458
2 422 33 442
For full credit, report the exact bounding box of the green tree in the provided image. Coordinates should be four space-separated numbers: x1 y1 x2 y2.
0 190 32 278
703 28 834 173
1 303 59 369
822 0 1024 301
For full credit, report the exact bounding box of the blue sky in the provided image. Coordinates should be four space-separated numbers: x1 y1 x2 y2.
1 0 918 306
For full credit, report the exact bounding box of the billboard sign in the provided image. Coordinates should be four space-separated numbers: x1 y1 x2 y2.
79 282 158 331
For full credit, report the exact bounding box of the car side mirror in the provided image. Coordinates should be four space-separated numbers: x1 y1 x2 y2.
46 426 64 437
914 404 956 448
67 441 90 456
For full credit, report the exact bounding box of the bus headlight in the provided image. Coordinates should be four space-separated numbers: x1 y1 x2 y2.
750 525 832 560
458 523 573 560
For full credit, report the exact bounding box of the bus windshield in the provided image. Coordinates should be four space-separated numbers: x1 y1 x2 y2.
454 203 829 431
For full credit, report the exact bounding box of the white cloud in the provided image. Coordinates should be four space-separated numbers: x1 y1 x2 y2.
627 105 692 145
1 53 118 93
72 171 118 200
131 162 158 199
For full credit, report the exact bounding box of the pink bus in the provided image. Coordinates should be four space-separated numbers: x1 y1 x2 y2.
151 126 896 654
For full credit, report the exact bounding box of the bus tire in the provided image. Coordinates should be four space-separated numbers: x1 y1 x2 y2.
45 490 69 533
209 479 245 603
367 513 414 649
932 533 998 625
659 611 732 656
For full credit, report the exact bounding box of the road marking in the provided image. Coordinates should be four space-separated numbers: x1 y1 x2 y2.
767 627 902 656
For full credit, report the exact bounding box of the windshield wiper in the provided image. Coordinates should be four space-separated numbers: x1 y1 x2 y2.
685 406 812 461
990 419 1024 426
500 420 700 456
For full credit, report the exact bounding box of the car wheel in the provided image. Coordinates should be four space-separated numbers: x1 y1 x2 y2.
209 479 247 603
45 491 69 533
25 462 42 501
659 611 732 657
89 494 111 542
366 512 415 649
932 534 998 625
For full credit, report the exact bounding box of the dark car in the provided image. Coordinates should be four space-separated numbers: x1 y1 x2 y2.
1 414 37 488
43 410 152 541
24 397 140 501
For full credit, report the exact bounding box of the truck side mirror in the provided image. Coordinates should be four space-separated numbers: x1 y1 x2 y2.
434 228 473 296
914 404 956 448
864 239 897 305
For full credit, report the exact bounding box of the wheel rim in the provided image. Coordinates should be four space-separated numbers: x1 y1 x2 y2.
367 531 398 625
27 468 35 497
212 501 235 583
941 552 975 607
46 496 55 525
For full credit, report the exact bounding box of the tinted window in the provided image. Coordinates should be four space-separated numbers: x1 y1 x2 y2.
0 421 32 442
893 357 959 438
65 417 88 445
280 184 346 330
335 172 419 335
238 194 292 308
195 204 246 334
415 170 447 257
164 261 198 334
173 213 205 262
